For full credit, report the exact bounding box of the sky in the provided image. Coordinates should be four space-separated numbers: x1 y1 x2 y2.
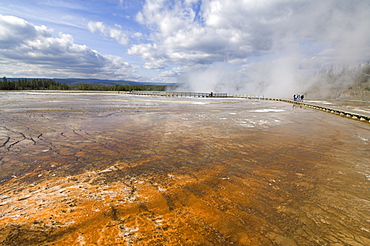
1 0 370 96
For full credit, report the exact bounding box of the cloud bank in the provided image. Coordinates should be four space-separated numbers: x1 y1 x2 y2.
1 0 370 97
0 14 136 79
130 0 370 96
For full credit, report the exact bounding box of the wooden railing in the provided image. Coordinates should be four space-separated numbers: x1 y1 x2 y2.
129 91 264 99
281 99 370 123
124 91 370 123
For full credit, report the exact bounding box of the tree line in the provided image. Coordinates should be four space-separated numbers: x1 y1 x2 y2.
1 77 69 90
1 77 170 91
314 63 370 90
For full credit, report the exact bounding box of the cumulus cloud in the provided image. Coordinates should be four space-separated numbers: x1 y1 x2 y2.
2 0 369 94
0 14 137 79
87 21 128 45
129 0 252 69
130 0 370 96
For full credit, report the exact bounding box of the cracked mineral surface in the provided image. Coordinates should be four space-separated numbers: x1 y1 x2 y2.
0 91 369 245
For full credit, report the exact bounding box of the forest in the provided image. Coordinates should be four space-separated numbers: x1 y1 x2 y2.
306 63 370 100
0 78 69 90
0 77 168 91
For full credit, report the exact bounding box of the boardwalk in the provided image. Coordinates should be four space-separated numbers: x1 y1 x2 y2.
129 90 370 123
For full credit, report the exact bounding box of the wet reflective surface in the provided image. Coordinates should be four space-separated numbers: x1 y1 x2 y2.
305 99 370 117
0 92 370 245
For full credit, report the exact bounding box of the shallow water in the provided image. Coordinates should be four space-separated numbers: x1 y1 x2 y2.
306 99 370 117
0 92 369 245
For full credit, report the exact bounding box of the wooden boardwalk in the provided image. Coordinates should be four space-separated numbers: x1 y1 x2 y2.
129 90 266 99
281 99 370 123
128 91 370 124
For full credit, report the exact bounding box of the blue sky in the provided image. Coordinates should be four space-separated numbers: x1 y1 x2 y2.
0 0 370 95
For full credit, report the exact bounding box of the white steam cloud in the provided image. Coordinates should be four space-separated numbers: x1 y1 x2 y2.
134 0 370 97
0 0 369 95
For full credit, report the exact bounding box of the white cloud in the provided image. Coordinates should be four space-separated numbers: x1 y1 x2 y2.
0 14 137 79
130 0 370 96
130 0 287 69
87 21 128 45
1 0 370 93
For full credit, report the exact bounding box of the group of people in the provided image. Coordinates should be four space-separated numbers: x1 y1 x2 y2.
293 94 304 102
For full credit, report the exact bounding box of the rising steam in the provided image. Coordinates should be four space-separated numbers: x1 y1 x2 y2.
174 0 370 98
